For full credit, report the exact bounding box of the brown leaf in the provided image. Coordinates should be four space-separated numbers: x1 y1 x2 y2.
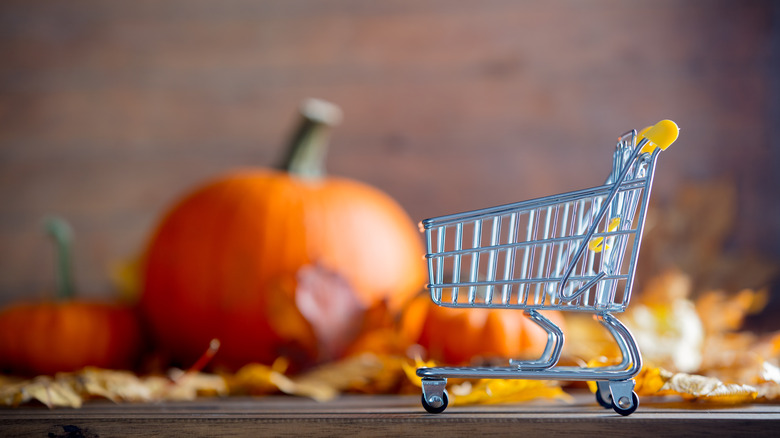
295 265 366 361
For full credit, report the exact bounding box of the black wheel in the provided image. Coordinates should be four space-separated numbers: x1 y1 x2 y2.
421 391 449 414
595 389 612 409
612 391 639 416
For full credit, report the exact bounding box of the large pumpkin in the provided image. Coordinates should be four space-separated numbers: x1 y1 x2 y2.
400 293 566 365
0 218 141 376
140 99 425 370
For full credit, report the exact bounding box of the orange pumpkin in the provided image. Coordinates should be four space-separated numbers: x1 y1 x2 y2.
0 302 142 376
139 99 425 370
400 293 566 365
0 218 142 376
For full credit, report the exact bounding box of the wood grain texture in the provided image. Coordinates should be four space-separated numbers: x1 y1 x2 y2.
0 0 778 304
2 394 780 437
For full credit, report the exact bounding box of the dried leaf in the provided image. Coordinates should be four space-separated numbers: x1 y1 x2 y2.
225 358 291 396
23 376 83 408
78 368 156 402
584 359 762 405
0 367 228 408
401 356 438 388
294 353 408 396
660 372 757 403
633 365 672 395
401 356 568 406
227 359 337 402
620 364 758 404
295 265 367 361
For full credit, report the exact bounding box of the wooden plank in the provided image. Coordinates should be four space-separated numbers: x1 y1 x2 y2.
2 394 780 437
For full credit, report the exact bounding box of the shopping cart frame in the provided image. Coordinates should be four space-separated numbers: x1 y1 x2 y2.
416 121 679 416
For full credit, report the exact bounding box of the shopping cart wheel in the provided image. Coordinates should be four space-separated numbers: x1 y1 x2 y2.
611 391 639 416
421 391 449 414
594 388 612 409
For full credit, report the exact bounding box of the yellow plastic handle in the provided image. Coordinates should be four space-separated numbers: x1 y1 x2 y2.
638 119 679 153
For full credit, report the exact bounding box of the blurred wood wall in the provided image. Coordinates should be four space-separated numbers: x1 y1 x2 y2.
1 0 778 305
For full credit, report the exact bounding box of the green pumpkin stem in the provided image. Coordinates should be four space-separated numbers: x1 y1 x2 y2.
278 98 343 179
45 216 76 300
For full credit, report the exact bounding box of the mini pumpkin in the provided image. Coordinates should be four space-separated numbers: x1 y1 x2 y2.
0 218 142 376
139 99 426 370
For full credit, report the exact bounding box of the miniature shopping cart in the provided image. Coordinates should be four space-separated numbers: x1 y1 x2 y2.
416 120 679 416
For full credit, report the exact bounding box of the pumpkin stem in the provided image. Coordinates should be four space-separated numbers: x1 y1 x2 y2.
278 98 343 179
44 216 76 300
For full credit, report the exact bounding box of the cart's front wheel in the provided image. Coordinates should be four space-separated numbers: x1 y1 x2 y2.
611 391 639 416
421 391 449 414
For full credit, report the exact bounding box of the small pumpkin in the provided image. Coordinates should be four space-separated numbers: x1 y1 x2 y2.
400 293 566 365
139 99 425 371
0 218 142 376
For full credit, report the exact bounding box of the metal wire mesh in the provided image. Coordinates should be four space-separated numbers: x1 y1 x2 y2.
423 131 656 313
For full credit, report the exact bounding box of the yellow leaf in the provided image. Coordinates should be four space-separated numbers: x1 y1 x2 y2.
450 379 570 406
402 356 437 388
226 363 274 394
227 358 338 402
295 353 408 395
401 356 568 406
634 366 672 395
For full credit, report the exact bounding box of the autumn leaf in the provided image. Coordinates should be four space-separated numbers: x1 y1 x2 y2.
0 368 227 408
295 265 367 361
449 379 570 406
401 356 438 388
0 375 82 408
401 356 568 406
659 372 757 403
605 364 759 404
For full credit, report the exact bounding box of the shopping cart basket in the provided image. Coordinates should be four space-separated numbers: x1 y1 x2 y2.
416 120 679 416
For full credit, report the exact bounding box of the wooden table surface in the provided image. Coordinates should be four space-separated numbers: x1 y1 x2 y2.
2 393 780 437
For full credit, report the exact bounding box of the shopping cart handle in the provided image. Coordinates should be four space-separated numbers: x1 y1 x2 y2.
639 119 679 153
559 119 677 299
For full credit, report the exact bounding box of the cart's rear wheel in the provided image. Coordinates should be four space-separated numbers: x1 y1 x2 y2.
421 391 449 414
611 391 639 416
595 389 612 409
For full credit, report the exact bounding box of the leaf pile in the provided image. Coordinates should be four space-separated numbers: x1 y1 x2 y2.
0 367 226 408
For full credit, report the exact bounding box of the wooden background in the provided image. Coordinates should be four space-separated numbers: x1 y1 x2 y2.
1 0 778 306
